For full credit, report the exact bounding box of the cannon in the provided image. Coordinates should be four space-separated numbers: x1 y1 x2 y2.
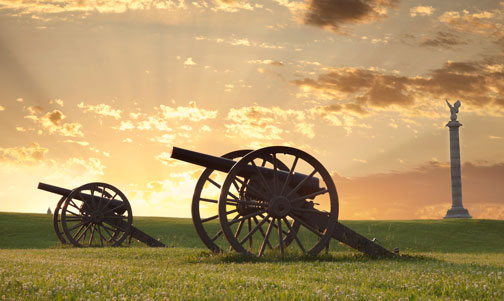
172 146 395 257
38 182 165 248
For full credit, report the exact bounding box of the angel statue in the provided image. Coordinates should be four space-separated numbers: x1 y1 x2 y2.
446 99 461 121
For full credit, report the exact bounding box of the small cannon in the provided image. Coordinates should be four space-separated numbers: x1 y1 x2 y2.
38 182 165 248
172 146 395 257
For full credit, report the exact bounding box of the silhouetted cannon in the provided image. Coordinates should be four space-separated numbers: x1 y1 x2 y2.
38 182 164 248
171 146 395 257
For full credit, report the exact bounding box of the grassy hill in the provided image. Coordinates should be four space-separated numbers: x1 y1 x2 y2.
1 212 503 253
1 212 503 299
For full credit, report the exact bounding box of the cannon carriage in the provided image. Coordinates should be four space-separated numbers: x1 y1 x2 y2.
39 145 394 258
39 182 165 248
172 146 395 258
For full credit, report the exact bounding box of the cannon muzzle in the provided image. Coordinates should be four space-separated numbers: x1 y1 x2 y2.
170 146 321 196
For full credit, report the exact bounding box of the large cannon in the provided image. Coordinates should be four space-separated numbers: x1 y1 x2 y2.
172 146 395 257
38 182 165 248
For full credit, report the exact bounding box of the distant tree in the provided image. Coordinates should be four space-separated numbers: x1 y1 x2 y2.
47 207 52 215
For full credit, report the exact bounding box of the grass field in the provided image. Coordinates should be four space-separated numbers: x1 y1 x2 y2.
0 212 503 299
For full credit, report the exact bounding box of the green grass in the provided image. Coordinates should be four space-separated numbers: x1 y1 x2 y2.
1 212 503 253
1 212 503 299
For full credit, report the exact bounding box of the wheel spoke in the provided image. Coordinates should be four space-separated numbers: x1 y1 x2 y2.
290 188 328 203
66 209 82 217
289 213 324 238
238 214 270 245
88 224 96 246
272 153 278 195
98 187 105 214
229 209 267 226
101 224 115 241
71 224 86 241
234 220 245 239
96 225 105 247
68 219 88 232
252 216 273 250
234 177 268 200
207 177 221 189
202 209 238 223
101 192 117 211
286 169 318 198
278 218 284 256
247 218 253 248
258 217 274 257
68 200 81 211
251 160 272 195
282 217 306 254
200 198 218 204
103 203 125 214
280 156 299 195
211 229 224 242
76 223 92 243
225 198 266 208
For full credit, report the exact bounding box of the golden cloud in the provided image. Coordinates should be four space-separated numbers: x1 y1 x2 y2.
292 58 504 117
225 105 312 141
77 102 122 120
409 5 435 17
303 0 399 33
158 101 217 122
439 8 504 38
31 109 84 137
0 143 48 164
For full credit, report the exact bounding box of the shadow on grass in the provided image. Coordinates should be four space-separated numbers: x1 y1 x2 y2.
186 250 438 264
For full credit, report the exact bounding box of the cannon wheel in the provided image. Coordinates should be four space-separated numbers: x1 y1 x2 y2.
61 182 133 247
192 149 298 253
218 146 339 257
52 196 68 244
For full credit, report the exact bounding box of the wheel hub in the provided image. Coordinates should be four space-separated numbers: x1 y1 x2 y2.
90 210 105 223
268 196 291 218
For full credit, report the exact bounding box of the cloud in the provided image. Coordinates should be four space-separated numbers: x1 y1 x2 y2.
49 98 64 106
0 0 188 16
410 5 434 17
303 0 399 33
439 8 504 38
248 59 285 66
0 105 4 111
418 31 468 49
225 105 312 141
291 57 504 116
28 109 84 137
77 102 122 119
211 0 254 12
334 161 504 219
63 139 90 146
195 35 284 49
183 57 197 66
158 101 218 122
0 143 48 164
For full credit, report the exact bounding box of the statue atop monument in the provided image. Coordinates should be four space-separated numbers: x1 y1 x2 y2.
446 99 461 121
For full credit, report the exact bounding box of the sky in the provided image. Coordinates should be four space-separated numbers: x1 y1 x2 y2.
0 0 503 220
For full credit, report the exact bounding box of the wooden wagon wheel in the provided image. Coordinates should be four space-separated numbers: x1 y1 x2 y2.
61 182 133 247
192 149 298 253
52 196 68 244
218 146 339 257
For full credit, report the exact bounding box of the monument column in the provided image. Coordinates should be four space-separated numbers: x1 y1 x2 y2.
444 100 471 219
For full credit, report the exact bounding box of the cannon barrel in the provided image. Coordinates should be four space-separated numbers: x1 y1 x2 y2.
38 182 126 214
170 146 321 196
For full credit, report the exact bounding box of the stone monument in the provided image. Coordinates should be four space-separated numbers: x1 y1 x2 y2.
444 99 471 218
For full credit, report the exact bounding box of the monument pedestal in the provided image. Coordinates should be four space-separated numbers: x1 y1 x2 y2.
444 120 471 219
